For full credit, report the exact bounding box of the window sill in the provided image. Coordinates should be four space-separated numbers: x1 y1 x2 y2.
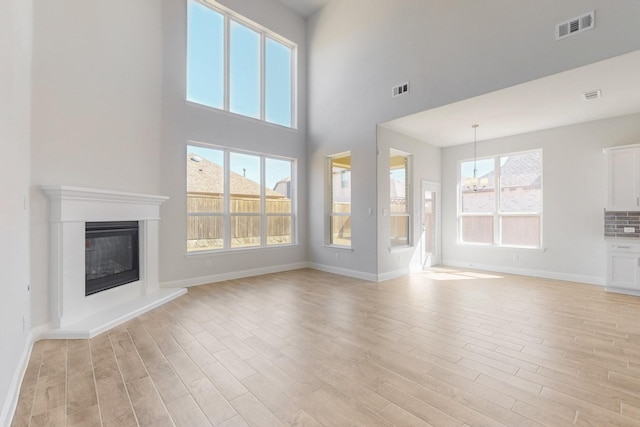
322 244 354 252
186 243 300 257
457 242 546 252
388 245 414 253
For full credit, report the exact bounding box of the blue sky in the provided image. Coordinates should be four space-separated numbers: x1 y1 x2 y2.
187 0 292 127
461 158 495 179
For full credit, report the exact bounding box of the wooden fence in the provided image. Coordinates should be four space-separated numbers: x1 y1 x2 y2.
187 193 291 244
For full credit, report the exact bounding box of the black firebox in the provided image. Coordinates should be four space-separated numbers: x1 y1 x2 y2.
85 221 140 296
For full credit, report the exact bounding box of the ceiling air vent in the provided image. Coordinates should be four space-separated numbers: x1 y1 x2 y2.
392 82 410 98
583 89 602 101
556 11 595 40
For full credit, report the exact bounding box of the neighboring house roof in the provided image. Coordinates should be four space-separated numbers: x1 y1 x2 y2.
499 151 542 188
187 153 285 198
472 151 542 189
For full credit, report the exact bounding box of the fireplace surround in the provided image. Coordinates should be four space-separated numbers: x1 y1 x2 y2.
42 186 186 338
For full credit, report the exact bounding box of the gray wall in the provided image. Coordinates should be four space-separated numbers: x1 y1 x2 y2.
0 0 32 422
159 0 308 287
307 0 640 279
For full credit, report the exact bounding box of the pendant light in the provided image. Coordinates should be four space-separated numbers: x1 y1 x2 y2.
464 124 488 192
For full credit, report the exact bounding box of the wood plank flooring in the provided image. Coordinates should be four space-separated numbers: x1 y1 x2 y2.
11 267 640 426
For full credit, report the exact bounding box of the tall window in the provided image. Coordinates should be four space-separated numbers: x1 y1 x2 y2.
329 153 351 247
459 149 542 248
187 145 295 252
187 0 295 128
390 150 411 247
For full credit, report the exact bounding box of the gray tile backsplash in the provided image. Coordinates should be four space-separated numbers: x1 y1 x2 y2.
605 211 640 238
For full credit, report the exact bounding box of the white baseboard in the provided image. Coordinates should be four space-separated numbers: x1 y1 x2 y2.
378 267 410 282
161 262 310 288
606 286 640 297
307 263 378 282
0 323 48 427
442 259 605 286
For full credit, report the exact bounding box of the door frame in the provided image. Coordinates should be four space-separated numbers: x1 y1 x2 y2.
421 181 441 267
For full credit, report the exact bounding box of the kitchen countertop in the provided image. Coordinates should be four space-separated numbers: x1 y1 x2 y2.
605 236 640 243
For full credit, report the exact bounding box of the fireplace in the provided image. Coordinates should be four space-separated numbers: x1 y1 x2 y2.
42 185 186 338
85 221 140 296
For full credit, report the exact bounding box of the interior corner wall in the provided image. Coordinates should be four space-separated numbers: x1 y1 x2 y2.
158 0 308 287
306 0 640 278
0 0 32 423
441 113 640 284
29 0 164 328
376 127 441 279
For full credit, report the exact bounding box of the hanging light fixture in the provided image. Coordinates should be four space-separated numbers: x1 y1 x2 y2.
464 124 488 192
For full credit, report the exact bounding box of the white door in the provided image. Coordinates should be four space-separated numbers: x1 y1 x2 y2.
421 181 441 268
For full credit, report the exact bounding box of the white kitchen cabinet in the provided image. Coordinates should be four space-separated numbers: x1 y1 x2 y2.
607 242 640 293
606 145 640 211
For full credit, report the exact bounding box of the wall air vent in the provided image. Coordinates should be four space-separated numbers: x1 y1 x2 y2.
392 82 410 98
556 11 595 40
583 89 602 101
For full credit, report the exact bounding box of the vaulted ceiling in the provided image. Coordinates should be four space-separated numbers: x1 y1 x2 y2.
273 1 640 148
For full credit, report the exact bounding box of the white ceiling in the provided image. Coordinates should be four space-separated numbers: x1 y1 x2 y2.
276 0 329 17
381 49 640 147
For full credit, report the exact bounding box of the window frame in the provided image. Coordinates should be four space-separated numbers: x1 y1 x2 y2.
186 0 297 128
457 148 543 249
327 152 352 248
186 143 297 253
390 150 412 248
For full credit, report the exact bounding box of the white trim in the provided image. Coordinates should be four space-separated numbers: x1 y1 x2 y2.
602 143 640 154
0 338 31 427
307 263 377 282
161 262 309 288
442 259 605 286
322 244 354 252
606 286 640 297
186 242 300 257
378 268 410 282
390 150 412 247
41 185 168 216
327 152 352 247
456 243 547 252
420 181 441 267
388 245 413 253
0 323 49 427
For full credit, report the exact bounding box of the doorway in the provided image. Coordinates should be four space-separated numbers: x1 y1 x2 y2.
421 181 441 268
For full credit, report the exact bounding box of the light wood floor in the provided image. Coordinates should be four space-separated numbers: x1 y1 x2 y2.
11 267 640 426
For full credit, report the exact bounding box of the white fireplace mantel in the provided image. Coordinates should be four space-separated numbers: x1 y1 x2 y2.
42 185 186 338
